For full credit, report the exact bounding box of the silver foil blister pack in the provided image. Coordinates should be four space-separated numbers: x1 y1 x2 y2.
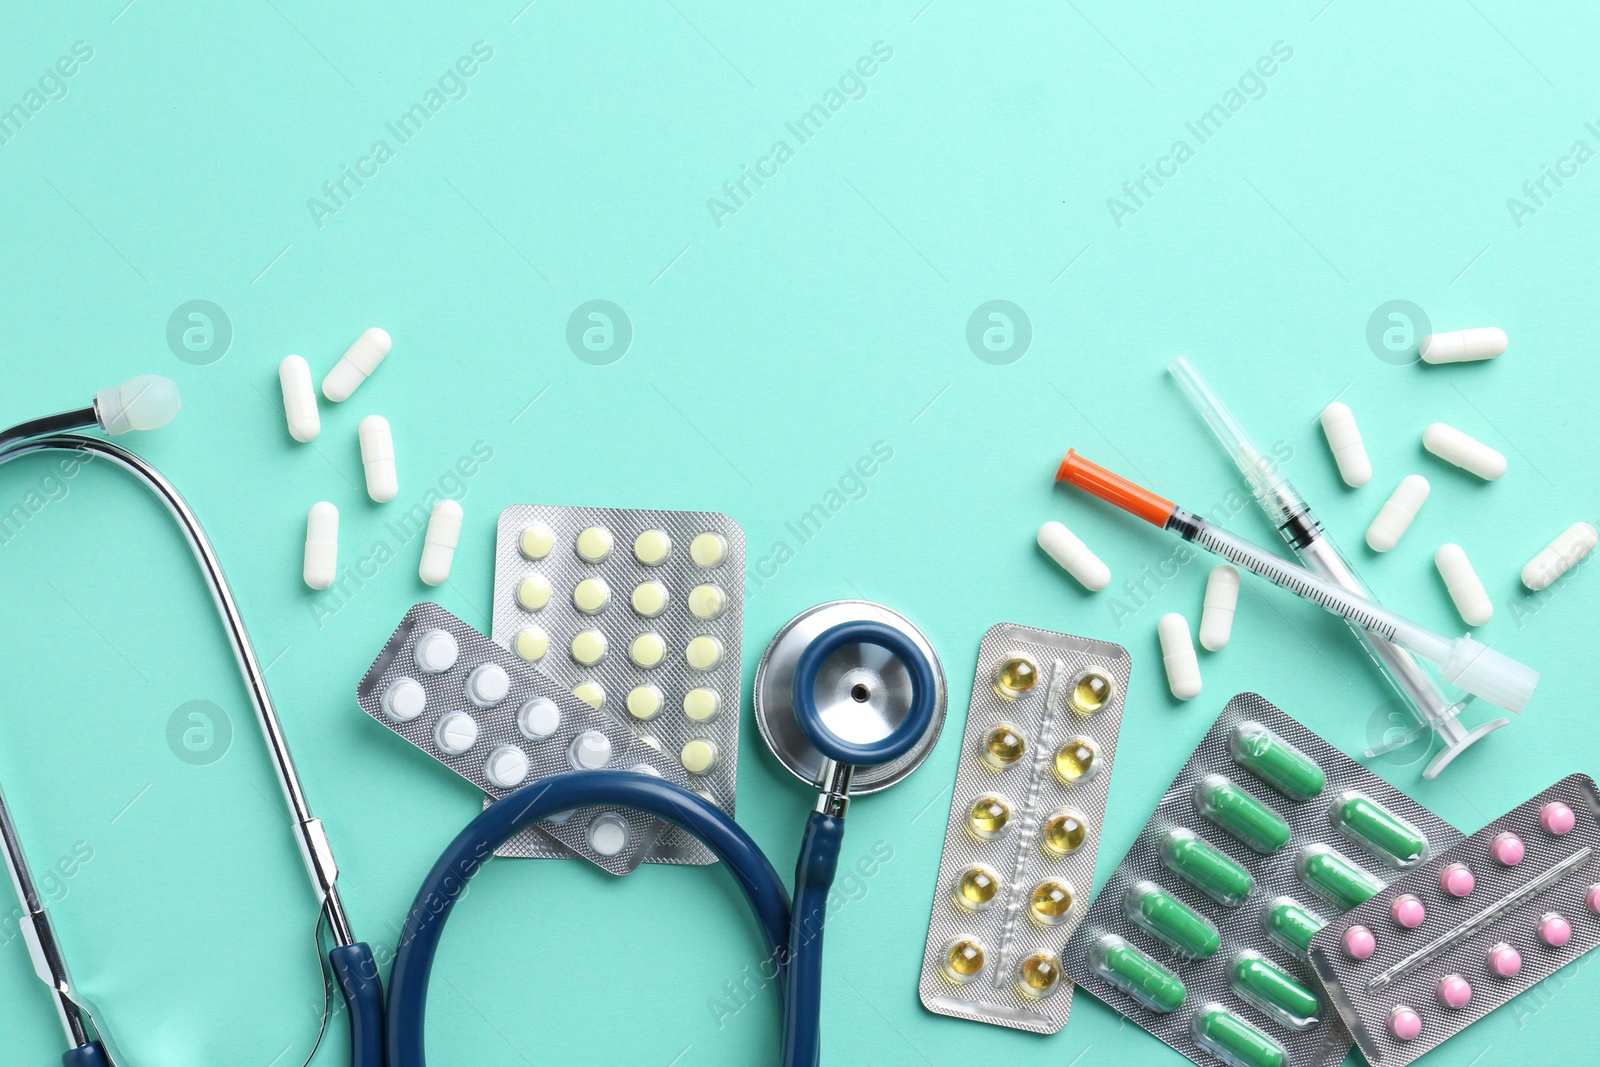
918 624 1131 1033
356 602 689 875
1062 693 1463 1067
491 504 745 865
1309 773 1600 1067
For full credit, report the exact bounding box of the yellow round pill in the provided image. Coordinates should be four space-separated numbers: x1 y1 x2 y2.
968 794 1011 840
954 865 1000 911
519 522 555 560
572 682 605 709
1029 880 1075 925
575 526 613 563
631 581 668 618
573 577 611 615
1016 952 1061 998
571 629 608 666
683 688 721 722
690 532 727 568
630 632 666 669
633 529 672 566
513 626 548 663
515 574 551 612
1070 671 1113 715
680 739 718 775
627 685 663 721
685 635 724 671
688 583 727 620
943 938 985 983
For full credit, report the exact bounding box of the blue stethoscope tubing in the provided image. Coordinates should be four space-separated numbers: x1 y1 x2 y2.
384 618 938 1067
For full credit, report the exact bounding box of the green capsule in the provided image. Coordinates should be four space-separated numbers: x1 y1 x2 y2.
1159 827 1253 907
1261 896 1323 959
1124 880 1222 959
1297 844 1384 909
1193 774 1291 854
1228 720 1325 801
1329 790 1429 867
1191 1005 1286 1067
1087 934 1186 1013
1228 950 1321 1031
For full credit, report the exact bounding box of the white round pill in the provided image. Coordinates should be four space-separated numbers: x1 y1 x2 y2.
466 663 511 708
690 532 727 568
519 522 555 560
632 581 669 617
576 526 613 563
1158 613 1202 701
572 682 605 709
630 632 666 669
517 697 561 740
573 577 611 614
413 629 459 675
569 729 613 770
684 688 721 722
588 814 629 857
1367 475 1430 553
484 744 530 789
688 584 727 620
627 685 663 720
686 635 724 671
516 574 551 612
571 630 608 666
434 711 479 756
634 529 672 565
513 626 548 663
681 739 718 775
381 677 426 723
631 762 663 778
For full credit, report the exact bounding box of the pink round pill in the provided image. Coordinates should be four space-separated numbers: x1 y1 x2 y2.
1587 884 1600 915
1343 925 1376 959
1390 1006 1422 1041
1488 943 1522 978
1439 863 1475 898
1539 911 1573 948
1541 802 1576 835
1489 832 1525 866
1438 974 1472 1009
1390 894 1426 929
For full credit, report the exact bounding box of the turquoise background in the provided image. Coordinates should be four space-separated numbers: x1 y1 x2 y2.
1 1 1596 1064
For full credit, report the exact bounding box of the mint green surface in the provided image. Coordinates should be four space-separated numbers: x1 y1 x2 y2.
1 2 1596 1064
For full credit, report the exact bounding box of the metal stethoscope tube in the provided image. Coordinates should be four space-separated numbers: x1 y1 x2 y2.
0 429 381 1067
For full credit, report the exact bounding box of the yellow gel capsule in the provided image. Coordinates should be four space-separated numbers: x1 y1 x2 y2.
1030 880 1075 925
954 865 1001 911
1043 808 1089 855
1016 952 1061 998
981 723 1027 769
993 656 1038 699
1071 671 1113 715
968 794 1012 840
943 939 985 982
1053 736 1100 785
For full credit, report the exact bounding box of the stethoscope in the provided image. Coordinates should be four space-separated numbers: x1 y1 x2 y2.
385 600 947 1067
0 377 383 1067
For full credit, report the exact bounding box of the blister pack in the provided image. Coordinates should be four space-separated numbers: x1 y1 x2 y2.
491 505 744 865
356 602 689 875
918 624 1131 1033
1062 693 1463 1067
1309 773 1600 1066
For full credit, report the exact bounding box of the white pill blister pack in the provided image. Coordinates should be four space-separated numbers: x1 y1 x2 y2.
491 504 745 865
918 624 1131 1034
357 602 689 875
1309 774 1600 1067
1061 694 1462 1067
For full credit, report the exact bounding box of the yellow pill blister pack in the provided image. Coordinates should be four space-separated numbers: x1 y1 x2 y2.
491 504 744 865
918 624 1131 1033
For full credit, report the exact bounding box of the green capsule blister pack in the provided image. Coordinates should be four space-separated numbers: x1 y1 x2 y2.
1062 693 1463 1067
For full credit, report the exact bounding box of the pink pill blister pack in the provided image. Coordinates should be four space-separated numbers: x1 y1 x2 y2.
1309 773 1600 1066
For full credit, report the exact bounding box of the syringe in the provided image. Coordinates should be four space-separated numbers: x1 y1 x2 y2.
1166 356 1507 777
1055 450 1539 714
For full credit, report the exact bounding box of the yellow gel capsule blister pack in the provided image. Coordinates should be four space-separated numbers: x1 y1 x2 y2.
491 504 744 865
918 624 1131 1033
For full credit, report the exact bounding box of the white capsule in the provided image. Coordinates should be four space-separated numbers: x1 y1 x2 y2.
1423 423 1506 481
278 355 321 442
303 501 338 590
1521 522 1598 591
1199 565 1240 651
1419 327 1507 364
1037 520 1110 591
322 327 392 402
1366 475 1430 552
1319 402 1371 487
1435 544 1492 626
358 415 398 502
419 500 463 586
1158 612 1202 700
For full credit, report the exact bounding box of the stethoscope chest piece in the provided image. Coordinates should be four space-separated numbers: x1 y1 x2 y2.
754 600 946 793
